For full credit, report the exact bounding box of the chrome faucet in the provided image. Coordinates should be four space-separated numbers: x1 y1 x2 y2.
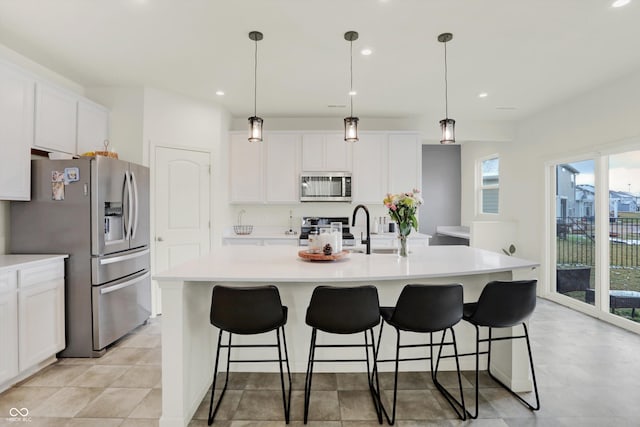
352 204 371 255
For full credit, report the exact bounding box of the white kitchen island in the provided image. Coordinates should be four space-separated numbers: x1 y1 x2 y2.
154 245 538 427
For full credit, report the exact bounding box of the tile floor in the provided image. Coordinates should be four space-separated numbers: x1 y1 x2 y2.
1 298 640 426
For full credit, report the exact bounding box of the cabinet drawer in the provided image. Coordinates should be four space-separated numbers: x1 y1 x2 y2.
0 270 17 293
18 262 65 288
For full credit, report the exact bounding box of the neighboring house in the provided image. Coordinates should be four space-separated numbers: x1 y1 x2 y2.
575 184 595 219
556 164 579 219
610 190 639 214
557 164 639 218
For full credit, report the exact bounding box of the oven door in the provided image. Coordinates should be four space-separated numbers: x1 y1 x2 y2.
92 270 151 350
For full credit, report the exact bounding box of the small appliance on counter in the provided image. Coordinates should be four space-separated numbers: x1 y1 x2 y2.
299 216 355 247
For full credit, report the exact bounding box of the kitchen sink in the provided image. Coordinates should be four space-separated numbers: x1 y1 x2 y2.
350 248 408 254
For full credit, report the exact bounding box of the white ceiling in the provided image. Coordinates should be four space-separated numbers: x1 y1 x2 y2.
1 0 639 122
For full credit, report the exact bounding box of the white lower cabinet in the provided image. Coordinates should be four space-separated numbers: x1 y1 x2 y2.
223 237 298 246
0 272 19 385
0 256 66 390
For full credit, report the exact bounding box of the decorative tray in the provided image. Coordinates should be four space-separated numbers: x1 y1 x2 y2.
298 250 350 262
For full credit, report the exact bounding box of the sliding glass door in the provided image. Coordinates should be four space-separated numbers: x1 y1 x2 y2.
555 160 597 306
608 151 640 322
552 150 640 324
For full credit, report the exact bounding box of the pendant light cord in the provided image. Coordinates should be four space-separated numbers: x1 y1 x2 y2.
253 37 258 117
349 39 354 117
444 41 449 119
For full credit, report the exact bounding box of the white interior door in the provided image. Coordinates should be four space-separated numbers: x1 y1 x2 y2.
154 146 211 315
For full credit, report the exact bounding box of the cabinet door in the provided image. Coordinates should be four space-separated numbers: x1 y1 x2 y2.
324 133 352 171
265 133 300 203
223 238 264 246
0 63 34 201
18 279 65 370
301 134 325 171
34 82 78 154
0 287 18 384
229 132 263 203
77 99 109 155
387 133 421 193
302 133 352 172
352 133 387 203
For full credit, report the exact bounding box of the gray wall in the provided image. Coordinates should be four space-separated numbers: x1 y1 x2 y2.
420 145 461 244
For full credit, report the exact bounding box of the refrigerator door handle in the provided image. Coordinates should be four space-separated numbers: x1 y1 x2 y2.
100 271 151 295
131 170 139 240
99 248 150 265
125 171 134 240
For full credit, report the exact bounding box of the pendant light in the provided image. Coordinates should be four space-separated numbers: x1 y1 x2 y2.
344 31 359 142
438 32 455 144
248 31 263 142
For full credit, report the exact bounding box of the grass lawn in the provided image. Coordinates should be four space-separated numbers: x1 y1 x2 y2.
557 236 640 322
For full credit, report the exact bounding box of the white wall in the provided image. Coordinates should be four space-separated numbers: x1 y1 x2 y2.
85 87 145 164
141 87 233 248
460 70 640 285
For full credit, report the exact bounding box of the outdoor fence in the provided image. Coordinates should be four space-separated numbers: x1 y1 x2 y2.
556 216 640 267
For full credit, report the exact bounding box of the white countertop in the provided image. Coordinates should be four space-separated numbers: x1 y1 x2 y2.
436 226 470 239
0 254 69 271
154 245 537 283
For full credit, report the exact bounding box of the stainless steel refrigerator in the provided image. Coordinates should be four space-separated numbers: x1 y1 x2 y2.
10 157 151 357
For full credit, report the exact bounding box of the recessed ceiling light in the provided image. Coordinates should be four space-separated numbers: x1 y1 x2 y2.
215 90 225 96
328 104 347 108
361 48 373 56
478 92 489 98
349 90 357 96
612 0 631 7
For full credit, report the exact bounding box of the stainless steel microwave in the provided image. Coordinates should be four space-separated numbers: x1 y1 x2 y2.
300 172 352 202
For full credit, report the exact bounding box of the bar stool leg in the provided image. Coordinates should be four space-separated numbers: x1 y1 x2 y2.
364 329 383 424
432 328 466 420
208 331 232 425
276 326 292 423
303 328 318 424
468 325 481 419
486 323 540 411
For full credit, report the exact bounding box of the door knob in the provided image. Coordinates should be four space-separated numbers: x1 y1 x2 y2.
156 236 164 242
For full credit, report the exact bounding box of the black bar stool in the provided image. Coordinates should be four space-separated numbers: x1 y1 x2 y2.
462 279 540 419
304 285 383 424
207 285 291 425
375 284 466 424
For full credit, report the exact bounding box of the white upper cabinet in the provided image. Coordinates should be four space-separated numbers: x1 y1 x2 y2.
229 132 264 203
77 98 109 155
228 131 420 205
0 62 34 201
352 133 387 203
387 133 422 193
34 82 78 154
301 133 352 172
230 132 301 204
264 133 300 203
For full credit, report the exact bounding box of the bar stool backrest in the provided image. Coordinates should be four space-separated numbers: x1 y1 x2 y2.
210 285 286 334
305 285 380 334
391 284 463 332
469 280 537 328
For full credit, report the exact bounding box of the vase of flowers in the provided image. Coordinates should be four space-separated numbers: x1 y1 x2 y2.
383 189 423 257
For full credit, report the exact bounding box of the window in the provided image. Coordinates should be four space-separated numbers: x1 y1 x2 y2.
478 156 499 214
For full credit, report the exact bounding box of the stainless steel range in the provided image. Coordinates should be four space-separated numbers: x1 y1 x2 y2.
299 216 355 246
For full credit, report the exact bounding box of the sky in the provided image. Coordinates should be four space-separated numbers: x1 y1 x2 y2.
569 151 640 194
